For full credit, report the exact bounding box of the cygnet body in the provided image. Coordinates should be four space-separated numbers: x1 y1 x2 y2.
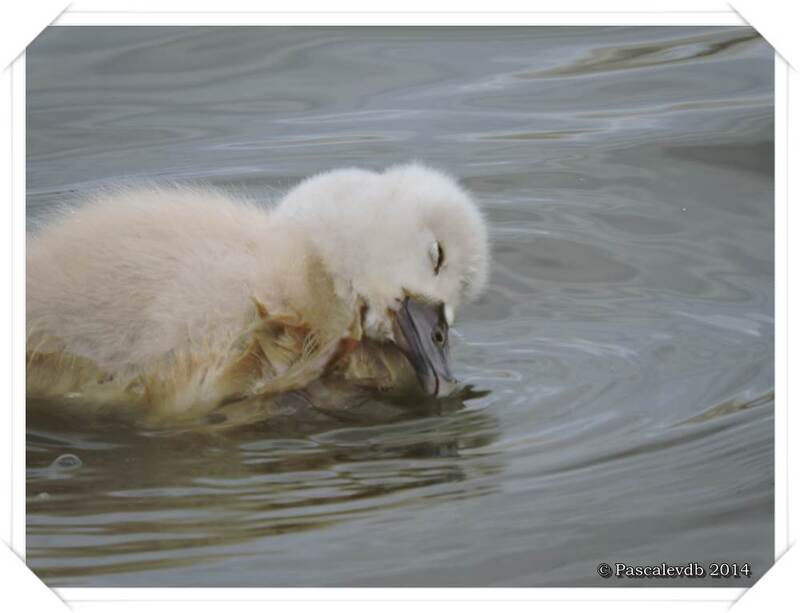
27 164 490 416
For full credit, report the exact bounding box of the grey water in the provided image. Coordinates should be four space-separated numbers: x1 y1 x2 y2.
26 26 774 587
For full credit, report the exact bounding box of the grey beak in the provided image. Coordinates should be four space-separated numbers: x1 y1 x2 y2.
392 297 457 397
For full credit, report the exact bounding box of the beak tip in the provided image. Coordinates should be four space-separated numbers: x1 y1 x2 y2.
420 374 458 398
437 377 459 398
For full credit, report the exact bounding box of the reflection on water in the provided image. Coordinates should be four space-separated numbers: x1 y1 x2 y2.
28 392 502 583
27 26 773 586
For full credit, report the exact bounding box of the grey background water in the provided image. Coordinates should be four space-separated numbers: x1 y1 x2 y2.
25 26 774 587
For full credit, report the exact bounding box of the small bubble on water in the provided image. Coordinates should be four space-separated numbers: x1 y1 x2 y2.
36 492 50 501
50 453 82 471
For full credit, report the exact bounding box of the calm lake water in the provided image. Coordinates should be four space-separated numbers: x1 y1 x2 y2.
26 26 774 587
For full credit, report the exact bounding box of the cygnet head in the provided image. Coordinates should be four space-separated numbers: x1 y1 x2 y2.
275 163 490 397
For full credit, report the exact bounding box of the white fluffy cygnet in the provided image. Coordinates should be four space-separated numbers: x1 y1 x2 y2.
27 163 490 416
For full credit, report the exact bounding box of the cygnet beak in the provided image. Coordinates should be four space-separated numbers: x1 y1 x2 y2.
391 296 457 397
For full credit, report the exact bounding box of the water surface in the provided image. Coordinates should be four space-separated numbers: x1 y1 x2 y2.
26 26 774 586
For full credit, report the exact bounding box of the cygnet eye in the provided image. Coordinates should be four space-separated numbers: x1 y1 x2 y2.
429 240 445 275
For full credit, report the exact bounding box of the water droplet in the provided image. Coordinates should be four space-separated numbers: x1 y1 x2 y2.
36 492 50 501
50 453 82 471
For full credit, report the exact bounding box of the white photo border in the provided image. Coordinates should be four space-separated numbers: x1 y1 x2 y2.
2 2 793 611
